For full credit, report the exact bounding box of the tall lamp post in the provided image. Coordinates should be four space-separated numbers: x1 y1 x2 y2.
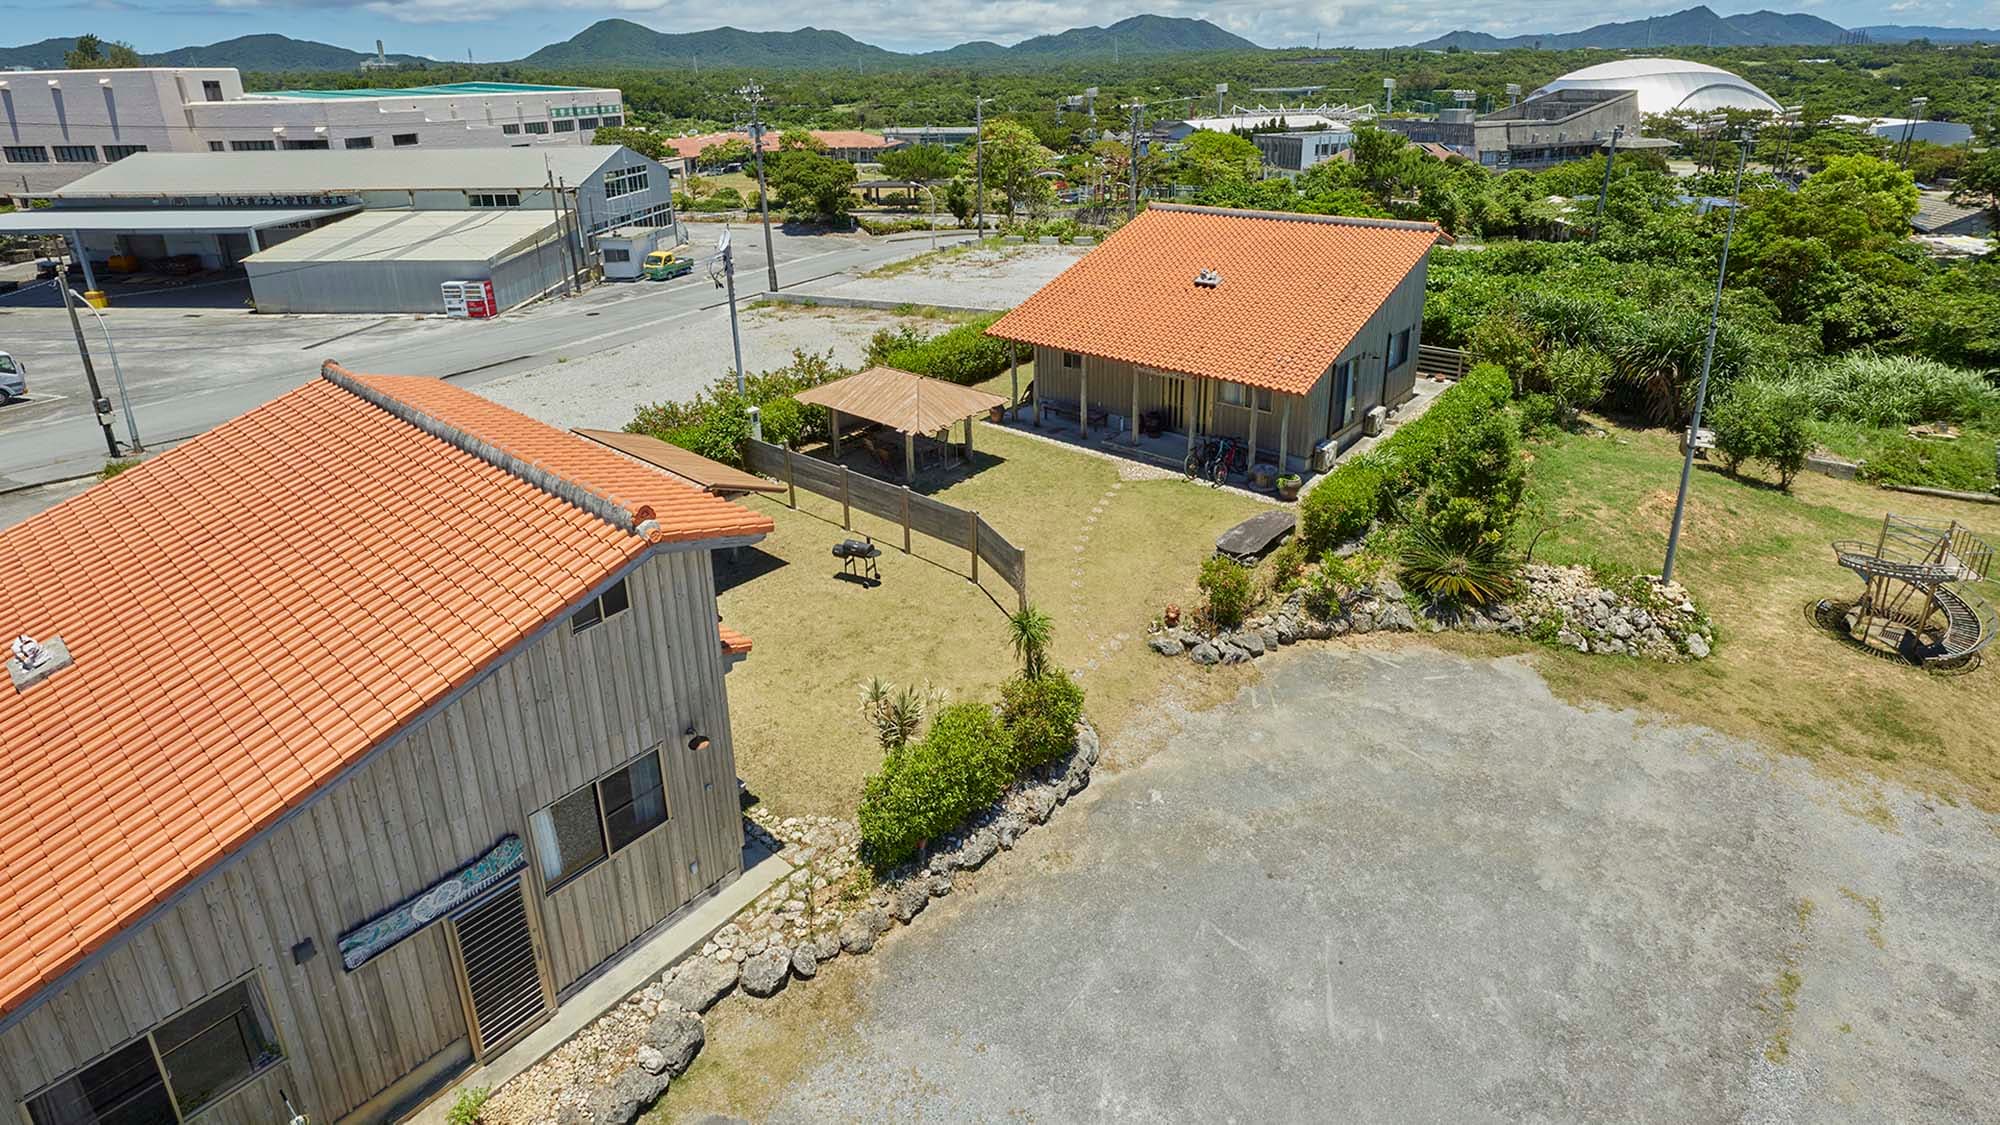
67 289 141 452
1662 118 1750 584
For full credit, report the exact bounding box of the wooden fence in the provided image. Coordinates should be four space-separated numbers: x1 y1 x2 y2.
743 438 1029 610
1415 344 1470 381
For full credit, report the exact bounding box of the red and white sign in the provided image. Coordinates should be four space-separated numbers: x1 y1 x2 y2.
441 279 498 319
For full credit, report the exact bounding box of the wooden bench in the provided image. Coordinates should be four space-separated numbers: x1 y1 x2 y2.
1038 396 1109 430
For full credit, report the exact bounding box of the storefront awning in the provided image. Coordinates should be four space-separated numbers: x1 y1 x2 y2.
0 205 359 235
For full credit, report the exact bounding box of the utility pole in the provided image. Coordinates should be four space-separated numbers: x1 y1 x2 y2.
739 83 779 292
57 271 120 459
1897 96 1928 168
711 228 759 438
68 288 140 452
544 165 575 296
1663 122 1749 584
1127 101 1143 221
1593 124 1624 234
973 95 995 235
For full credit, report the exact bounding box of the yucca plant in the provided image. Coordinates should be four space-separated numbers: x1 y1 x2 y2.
1398 522 1519 609
1006 604 1054 679
860 677 941 752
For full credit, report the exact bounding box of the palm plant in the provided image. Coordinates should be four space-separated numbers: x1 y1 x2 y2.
860 677 939 752
1398 521 1519 609
1006 604 1054 679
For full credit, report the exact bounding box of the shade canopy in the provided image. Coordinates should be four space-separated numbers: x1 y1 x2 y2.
0 205 357 234
572 428 785 495
793 366 1005 435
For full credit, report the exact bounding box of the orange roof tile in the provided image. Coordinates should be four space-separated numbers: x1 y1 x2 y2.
664 130 897 160
718 624 754 657
0 365 770 1017
987 204 1446 397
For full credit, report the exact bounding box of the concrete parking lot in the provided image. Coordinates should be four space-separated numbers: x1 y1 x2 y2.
768 646 1999 1123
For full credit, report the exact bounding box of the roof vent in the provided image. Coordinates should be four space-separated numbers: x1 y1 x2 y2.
1195 269 1222 289
9 634 72 693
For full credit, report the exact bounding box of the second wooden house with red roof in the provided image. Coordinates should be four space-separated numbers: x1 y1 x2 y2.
0 364 772 1125
988 204 1449 478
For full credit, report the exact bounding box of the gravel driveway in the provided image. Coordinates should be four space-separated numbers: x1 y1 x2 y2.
769 646 1999 1123
789 243 1086 310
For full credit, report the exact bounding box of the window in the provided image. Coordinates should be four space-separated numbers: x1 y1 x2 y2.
343 136 374 150
602 247 631 263
604 165 650 200
501 123 520 135
528 748 669 890
25 980 282 1125
230 140 275 152
570 577 630 634
468 191 521 208
103 144 147 161
602 115 623 127
530 784 607 889
1219 381 1248 407
4 146 48 163
523 121 549 135
1387 328 1411 370
392 133 418 147
601 753 667 851
53 146 97 163
1061 351 1081 370
1254 386 1273 413
208 140 226 152
1342 359 1357 424
202 80 223 102
554 119 575 133
280 138 329 150
578 117 600 130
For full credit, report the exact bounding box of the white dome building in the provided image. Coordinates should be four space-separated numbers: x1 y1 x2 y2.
1532 58 1784 116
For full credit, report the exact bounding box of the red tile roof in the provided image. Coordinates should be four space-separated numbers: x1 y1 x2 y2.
664 130 898 160
718 624 754 657
0 364 770 1017
987 204 1447 396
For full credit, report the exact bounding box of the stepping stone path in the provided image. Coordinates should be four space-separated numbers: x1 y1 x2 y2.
1066 483 1136 676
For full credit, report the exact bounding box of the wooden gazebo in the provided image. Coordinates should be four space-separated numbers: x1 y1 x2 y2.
794 366 1005 482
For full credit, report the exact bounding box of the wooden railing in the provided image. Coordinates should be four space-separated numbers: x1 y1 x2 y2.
1414 344 1470 381
742 438 1028 610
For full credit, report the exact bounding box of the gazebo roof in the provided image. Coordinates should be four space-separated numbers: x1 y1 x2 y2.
794 366 1005 435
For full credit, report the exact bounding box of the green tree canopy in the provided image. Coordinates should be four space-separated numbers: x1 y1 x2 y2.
769 149 857 219
65 34 141 69
977 119 1056 220
590 126 668 162
697 137 752 169
1173 130 1262 189
879 143 961 183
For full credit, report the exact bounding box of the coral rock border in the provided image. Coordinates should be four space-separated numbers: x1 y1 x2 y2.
481 721 1101 1124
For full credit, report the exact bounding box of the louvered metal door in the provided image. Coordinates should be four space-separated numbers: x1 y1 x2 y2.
447 878 554 1060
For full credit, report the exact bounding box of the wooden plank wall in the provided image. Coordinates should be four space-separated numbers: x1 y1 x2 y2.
0 548 743 1125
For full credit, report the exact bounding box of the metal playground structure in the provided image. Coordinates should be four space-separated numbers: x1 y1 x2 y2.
1826 513 1997 670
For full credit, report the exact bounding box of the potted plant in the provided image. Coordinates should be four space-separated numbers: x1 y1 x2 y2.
989 403 1006 423
1276 473 1302 501
1164 603 1182 628
1250 463 1277 490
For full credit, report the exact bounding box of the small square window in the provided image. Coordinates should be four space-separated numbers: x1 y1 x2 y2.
571 578 630 634
392 133 418 147
501 123 520 135
600 578 630 617
1219 381 1248 407
343 136 374 149
202 80 223 102
570 600 602 633
1061 352 1082 370
554 120 576 133
208 140 226 152
601 752 667 851
523 121 550 135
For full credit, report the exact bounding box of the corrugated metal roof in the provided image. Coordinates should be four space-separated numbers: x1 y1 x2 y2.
244 209 558 265
0 205 357 233
52 147 641 198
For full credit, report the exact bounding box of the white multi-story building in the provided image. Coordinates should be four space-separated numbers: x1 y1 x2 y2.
0 67 626 194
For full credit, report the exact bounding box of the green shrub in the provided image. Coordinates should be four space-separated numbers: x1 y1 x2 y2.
1710 376 1813 488
630 350 844 461
1299 457 1385 552
1855 433 1998 492
666 403 753 467
1198 555 1254 629
879 315 1025 385
1782 353 1999 427
756 395 809 448
1398 518 1518 608
1540 345 1609 419
446 1088 490 1125
1516 393 1562 438
998 673 1085 771
1420 409 1526 546
1267 538 1308 592
857 703 1014 868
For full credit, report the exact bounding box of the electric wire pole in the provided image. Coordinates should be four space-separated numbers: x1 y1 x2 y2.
1663 121 1750 584
1593 124 1624 235
973 96 995 235
1127 102 1143 221
56 265 119 459
739 83 780 292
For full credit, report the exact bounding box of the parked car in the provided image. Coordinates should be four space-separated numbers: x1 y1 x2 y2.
0 351 26 405
643 250 693 281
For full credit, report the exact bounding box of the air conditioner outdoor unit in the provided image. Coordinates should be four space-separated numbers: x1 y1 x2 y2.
1363 405 1387 436
1312 439 1340 473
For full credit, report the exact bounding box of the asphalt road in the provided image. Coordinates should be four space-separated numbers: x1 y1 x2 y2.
770 647 1999 1123
0 226 970 491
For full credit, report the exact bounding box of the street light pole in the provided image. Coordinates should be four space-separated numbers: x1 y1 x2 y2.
55 268 120 459
68 289 140 452
1593 124 1624 235
973 95 994 236
1127 101 1143 221
1662 126 1749 584
740 83 779 292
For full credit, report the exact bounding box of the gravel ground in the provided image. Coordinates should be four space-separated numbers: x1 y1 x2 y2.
789 243 1086 311
474 304 939 433
766 645 2000 1123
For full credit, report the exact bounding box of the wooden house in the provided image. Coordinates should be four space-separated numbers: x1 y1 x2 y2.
987 204 1448 475
0 364 771 1124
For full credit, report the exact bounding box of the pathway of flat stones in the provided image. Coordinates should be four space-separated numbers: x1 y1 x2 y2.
766 646 2000 1123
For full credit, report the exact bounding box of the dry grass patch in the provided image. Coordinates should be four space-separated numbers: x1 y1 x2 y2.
1524 418 2000 810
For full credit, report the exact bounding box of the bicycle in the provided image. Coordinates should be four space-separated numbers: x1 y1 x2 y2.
1184 436 1219 482
1210 437 1245 485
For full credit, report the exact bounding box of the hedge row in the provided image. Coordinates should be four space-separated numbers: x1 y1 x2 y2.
858 673 1084 868
870 313 1027 386
1299 364 1514 553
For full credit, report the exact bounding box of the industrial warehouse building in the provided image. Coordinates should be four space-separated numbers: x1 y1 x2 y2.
0 68 625 194
0 146 677 314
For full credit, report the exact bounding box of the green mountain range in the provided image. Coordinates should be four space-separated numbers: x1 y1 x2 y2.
1415 6 1851 50
0 33 426 71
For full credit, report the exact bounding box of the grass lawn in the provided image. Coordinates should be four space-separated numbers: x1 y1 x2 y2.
715 421 1266 819
1517 417 2000 812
